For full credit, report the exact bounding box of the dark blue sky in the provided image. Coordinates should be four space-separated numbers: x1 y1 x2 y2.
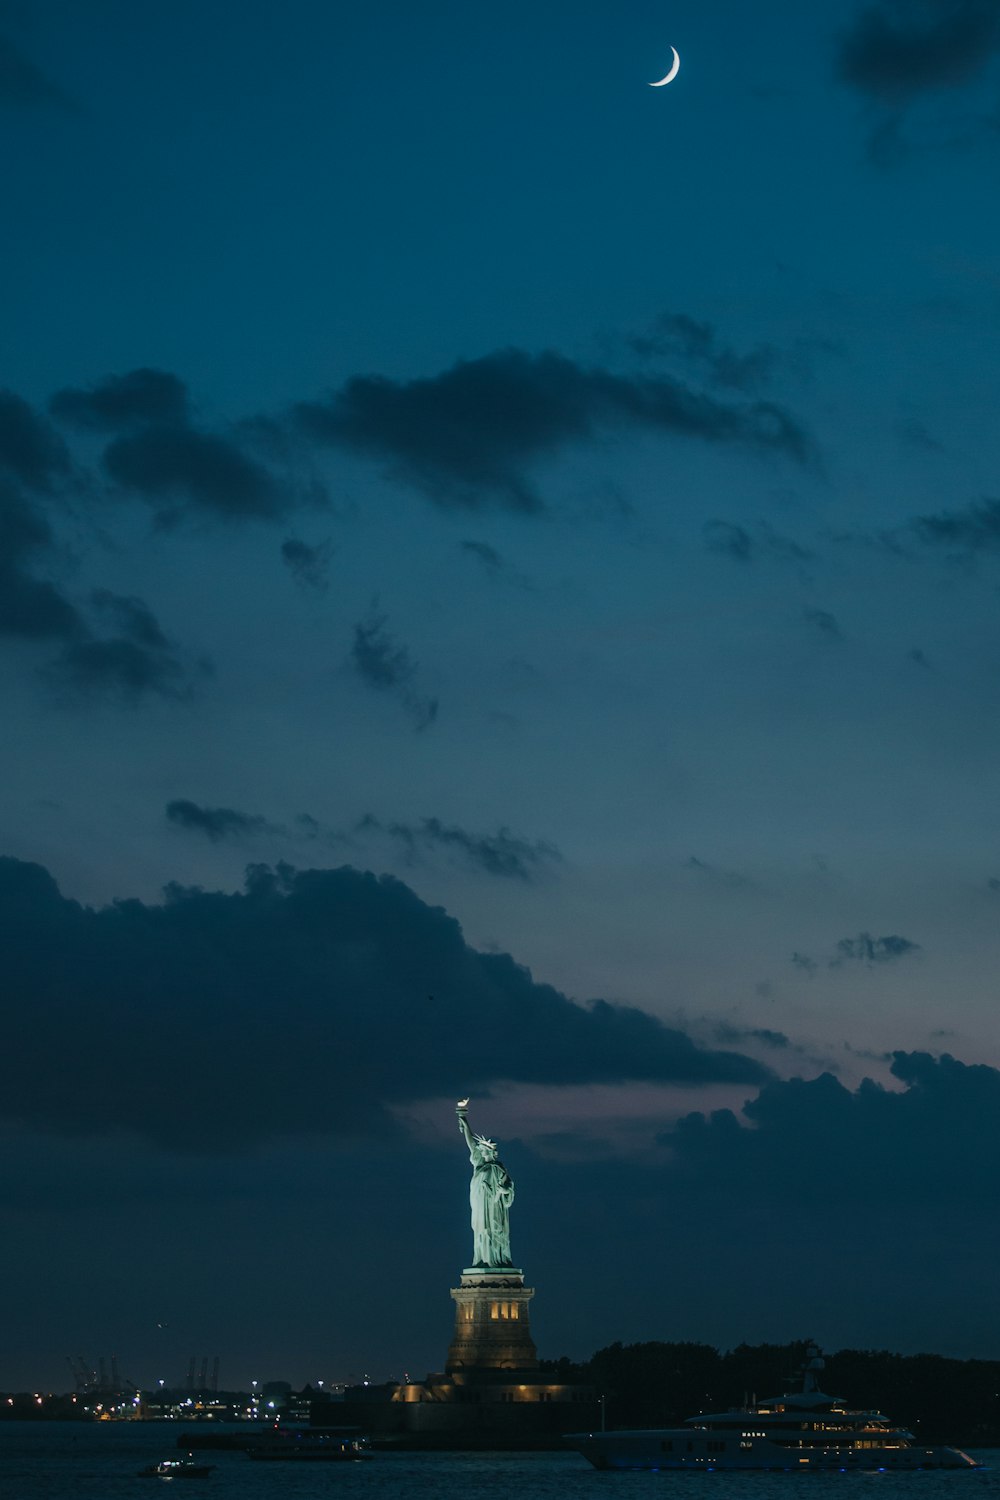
4 0 1000 1391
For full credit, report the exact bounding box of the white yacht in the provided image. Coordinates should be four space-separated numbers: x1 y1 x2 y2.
567 1346 978 1471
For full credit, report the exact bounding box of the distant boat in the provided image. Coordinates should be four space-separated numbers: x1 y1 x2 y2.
137 1455 215 1478
567 1344 978 1471
245 1423 369 1461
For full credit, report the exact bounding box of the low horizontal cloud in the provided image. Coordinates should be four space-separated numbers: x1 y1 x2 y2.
712 1023 792 1051
166 800 274 842
683 855 751 890
294 348 812 512
793 931 920 974
0 856 772 1147
363 814 561 881
833 932 920 966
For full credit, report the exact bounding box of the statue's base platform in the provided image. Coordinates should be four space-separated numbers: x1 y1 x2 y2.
460 1266 524 1284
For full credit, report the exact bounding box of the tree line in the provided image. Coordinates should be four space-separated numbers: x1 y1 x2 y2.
541 1340 1000 1446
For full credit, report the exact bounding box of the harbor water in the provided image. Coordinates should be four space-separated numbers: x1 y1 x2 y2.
1 1424 999 1500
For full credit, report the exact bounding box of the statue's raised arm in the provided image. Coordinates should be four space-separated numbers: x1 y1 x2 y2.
456 1097 515 1268
456 1099 478 1160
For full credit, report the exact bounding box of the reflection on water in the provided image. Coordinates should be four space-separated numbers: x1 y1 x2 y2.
0 1425 997 1500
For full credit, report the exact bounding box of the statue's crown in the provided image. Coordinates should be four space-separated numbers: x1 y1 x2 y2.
474 1133 497 1151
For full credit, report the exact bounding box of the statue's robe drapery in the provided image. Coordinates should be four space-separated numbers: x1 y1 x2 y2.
468 1143 515 1267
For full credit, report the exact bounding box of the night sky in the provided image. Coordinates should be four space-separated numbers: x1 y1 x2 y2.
4 0 1000 1394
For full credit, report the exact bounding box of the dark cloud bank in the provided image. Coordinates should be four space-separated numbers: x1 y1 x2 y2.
0 857 769 1149
663 1052 1000 1205
295 348 812 513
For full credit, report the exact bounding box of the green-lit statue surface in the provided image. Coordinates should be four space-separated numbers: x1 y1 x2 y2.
456 1098 515 1267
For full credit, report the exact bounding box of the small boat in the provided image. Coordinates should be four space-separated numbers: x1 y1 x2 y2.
137 1456 215 1478
246 1423 369 1461
567 1344 979 1472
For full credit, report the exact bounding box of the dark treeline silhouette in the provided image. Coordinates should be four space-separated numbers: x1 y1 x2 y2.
544 1341 1000 1446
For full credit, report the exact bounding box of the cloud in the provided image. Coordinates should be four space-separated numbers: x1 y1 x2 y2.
90 589 171 651
294 348 813 512
803 606 842 638
44 637 193 703
0 487 202 702
911 496 1000 552
166 800 273 842
704 519 812 564
0 856 771 1147
364 814 561 881
0 482 82 641
46 369 320 526
102 424 288 526
0 31 74 110
704 521 753 561
832 932 921 966
683 856 751 890
792 932 920 974
351 612 438 730
629 313 781 393
662 1051 1000 1206
712 1023 792 1051
43 590 202 703
461 539 503 571
50 369 190 431
837 1 1000 105
0 391 70 492
281 536 333 592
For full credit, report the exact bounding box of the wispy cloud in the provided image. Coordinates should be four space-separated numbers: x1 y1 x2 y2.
166 800 275 842
793 932 921 974
362 814 561 882
281 536 333 592
351 612 438 730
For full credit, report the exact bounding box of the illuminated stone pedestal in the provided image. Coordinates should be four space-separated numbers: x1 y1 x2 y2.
446 1267 538 1372
338 1264 600 1447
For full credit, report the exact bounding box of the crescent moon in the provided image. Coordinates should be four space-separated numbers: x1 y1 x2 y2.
649 46 680 87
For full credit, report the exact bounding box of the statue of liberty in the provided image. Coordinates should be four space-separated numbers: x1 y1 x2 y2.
456 1098 515 1267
